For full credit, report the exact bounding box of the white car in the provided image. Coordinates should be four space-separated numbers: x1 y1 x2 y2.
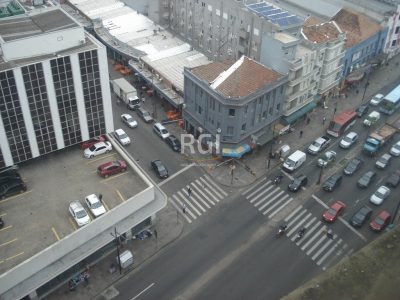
114 129 131 146
370 93 384 106
375 153 392 169
370 186 391 205
121 114 138 128
84 194 106 218
339 132 359 149
84 141 112 159
390 140 400 156
317 150 337 167
69 201 90 227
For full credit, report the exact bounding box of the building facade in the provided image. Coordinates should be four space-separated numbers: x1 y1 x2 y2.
383 5 400 59
183 56 288 154
168 0 303 61
0 8 113 168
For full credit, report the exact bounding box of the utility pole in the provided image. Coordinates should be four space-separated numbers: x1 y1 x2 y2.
111 227 122 275
317 165 324 185
360 79 370 104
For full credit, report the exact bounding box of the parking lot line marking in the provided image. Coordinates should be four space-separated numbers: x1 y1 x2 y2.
116 189 125 202
0 225 12 232
52 227 60 241
69 218 77 230
0 238 18 248
85 153 116 165
102 199 110 211
158 162 195 187
101 172 129 182
0 190 32 204
5 252 24 261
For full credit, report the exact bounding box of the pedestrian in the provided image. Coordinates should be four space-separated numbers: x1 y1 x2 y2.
182 203 186 214
299 130 303 138
322 116 326 125
98 194 103 202
154 229 158 239
326 232 334 240
142 97 145 104
306 117 310 125
187 187 192 197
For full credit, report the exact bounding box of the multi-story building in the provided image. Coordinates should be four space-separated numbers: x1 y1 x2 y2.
383 5 400 59
183 56 288 153
0 7 113 168
331 8 387 79
168 0 304 61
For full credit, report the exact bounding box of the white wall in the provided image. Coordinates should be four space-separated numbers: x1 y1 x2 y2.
2 28 85 61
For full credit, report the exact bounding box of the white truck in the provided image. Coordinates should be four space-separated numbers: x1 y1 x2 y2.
110 78 140 110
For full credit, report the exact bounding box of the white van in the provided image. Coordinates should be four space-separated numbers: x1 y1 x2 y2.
363 111 380 127
153 122 170 139
282 150 306 172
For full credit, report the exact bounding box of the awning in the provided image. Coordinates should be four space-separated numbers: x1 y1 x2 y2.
282 101 316 124
221 143 251 158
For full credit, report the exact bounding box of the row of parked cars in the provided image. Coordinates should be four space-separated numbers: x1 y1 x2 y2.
0 167 27 199
69 194 107 227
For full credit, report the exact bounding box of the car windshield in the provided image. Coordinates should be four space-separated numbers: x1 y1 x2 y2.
293 178 301 185
375 217 385 225
76 209 87 219
91 201 102 209
312 141 322 147
143 111 150 117
394 144 400 151
126 117 134 123
327 208 337 215
353 213 363 222
161 129 168 134
285 159 295 167
119 133 128 139
343 136 352 143
88 145 97 152
375 191 385 198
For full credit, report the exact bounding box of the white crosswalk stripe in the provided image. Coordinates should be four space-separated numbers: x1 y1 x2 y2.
169 175 228 223
243 179 352 270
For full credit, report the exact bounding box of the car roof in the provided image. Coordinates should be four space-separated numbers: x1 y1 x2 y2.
86 194 99 204
115 128 125 135
93 141 106 147
377 186 390 192
122 113 132 118
377 210 390 218
70 201 84 210
346 132 358 138
374 93 384 98
358 206 372 213
332 201 344 209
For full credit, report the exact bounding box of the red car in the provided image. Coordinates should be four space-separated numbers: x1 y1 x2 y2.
322 201 346 223
80 135 106 150
97 160 127 177
369 211 391 232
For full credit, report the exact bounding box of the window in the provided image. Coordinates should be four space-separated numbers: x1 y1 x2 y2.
396 26 400 34
276 103 280 111
269 107 273 115
227 126 234 135
198 106 202 114
244 105 248 114
392 40 397 47
241 123 246 131
228 108 235 116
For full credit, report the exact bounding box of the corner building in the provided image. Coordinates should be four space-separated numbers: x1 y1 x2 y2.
0 8 113 168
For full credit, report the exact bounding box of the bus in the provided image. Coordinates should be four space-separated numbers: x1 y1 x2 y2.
380 84 400 115
326 110 357 137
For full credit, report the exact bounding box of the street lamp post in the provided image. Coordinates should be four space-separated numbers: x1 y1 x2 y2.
267 124 276 170
317 165 324 185
360 81 370 104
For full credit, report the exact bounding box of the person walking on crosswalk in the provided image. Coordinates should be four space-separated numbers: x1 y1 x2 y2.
182 203 186 214
187 187 192 197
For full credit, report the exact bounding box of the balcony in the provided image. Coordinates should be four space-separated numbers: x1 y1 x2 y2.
289 59 303 71
239 28 249 39
238 44 248 54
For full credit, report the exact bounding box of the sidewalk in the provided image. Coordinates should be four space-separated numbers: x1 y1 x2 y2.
205 55 400 187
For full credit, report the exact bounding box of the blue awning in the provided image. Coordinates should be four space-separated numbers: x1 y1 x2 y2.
221 143 251 158
282 102 316 124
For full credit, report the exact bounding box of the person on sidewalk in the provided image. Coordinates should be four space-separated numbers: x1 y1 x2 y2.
322 116 326 125
299 130 303 138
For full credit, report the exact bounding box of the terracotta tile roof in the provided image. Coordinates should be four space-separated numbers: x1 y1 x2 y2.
331 8 382 48
190 56 284 98
302 21 342 43
304 15 324 26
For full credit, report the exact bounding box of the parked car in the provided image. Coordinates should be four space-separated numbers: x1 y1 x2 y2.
355 104 369 117
153 123 170 139
343 158 364 176
0 170 21 185
369 93 384 106
114 129 131 146
288 174 308 192
350 206 372 228
84 194 106 218
323 174 342 192
370 186 391 205
386 170 400 188
375 153 392 169
80 135 106 150
84 141 112 158
370 211 391 232
151 160 169 179
322 201 346 223
136 107 153 123
97 160 127 177
357 171 376 189
165 135 181 152
0 179 26 199
390 140 400 156
69 201 90 227
339 132 359 149
317 150 336 167
121 114 138 128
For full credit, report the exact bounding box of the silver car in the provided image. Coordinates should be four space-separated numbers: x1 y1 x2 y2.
339 132 358 149
375 153 392 169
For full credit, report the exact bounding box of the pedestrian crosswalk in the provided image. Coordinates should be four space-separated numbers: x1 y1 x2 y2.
243 179 352 270
169 175 228 224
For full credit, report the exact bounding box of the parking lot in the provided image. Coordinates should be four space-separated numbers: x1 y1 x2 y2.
0 141 146 274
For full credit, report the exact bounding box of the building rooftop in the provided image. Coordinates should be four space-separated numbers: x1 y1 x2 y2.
331 8 382 48
282 0 341 19
274 32 298 44
191 56 284 98
0 9 79 42
246 1 304 28
302 21 342 43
